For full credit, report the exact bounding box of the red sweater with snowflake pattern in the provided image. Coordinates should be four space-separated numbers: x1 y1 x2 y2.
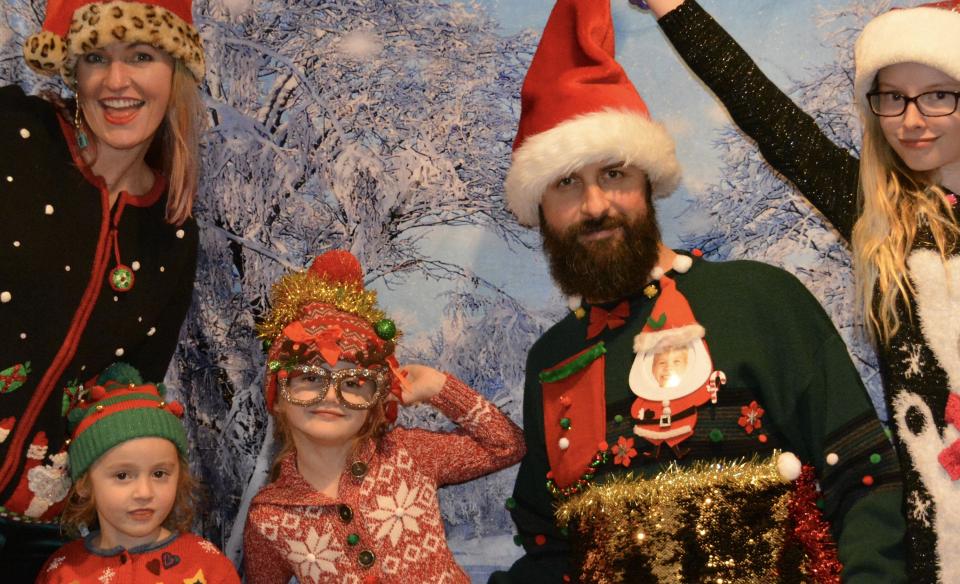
36 531 240 583
243 375 525 583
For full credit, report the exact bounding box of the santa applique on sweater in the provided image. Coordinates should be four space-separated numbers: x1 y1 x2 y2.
629 275 724 458
4 431 70 520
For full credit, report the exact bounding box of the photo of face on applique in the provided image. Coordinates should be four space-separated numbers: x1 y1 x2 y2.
629 339 712 401
652 346 690 388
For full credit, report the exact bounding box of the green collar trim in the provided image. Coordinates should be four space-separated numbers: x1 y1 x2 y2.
539 342 606 383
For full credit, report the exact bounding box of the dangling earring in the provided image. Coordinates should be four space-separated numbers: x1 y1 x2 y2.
74 98 89 149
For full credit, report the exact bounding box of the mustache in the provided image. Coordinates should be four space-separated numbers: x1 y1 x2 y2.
574 215 625 236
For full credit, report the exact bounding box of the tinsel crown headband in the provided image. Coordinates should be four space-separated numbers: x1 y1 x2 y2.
257 249 397 347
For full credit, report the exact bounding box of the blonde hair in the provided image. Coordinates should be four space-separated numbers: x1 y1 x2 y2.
147 60 204 226
59 457 198 539
853 111 959 343
269 394 390 482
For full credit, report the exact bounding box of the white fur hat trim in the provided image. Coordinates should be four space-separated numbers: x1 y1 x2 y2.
854 7 960 118
633 323 705 356
504 108 681 227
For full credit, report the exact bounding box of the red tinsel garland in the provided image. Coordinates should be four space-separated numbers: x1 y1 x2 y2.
788 465 842 583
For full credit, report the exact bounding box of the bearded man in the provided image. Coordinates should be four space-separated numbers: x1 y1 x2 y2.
489 1 906 582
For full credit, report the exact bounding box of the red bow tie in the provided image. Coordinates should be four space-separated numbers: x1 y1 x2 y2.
586 301 630 339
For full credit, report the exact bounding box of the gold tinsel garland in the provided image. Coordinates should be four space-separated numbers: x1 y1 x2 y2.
555 453 815 584
256 270 393 343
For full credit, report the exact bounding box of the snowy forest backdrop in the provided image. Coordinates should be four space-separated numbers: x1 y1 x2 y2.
0 0 913 579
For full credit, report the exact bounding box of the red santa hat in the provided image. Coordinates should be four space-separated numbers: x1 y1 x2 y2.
854 1 960 118
26 432 49 461
633 274 704 356
259 250 402 411
23 0 205 84
504 0 681 227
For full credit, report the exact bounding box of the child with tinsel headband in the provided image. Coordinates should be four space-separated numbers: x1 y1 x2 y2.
242 250 525 582
37 363 240 583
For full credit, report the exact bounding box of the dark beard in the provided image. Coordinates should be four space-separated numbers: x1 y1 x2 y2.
541 211 661 303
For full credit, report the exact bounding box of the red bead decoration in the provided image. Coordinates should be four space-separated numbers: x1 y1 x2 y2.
384 400 399 424
165 401 185 418
862 475 874 486
534 534 547 546
758 434 768 443
89 385 107 401
692 248 703 257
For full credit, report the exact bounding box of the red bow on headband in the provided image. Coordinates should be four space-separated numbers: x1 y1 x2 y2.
283 322 344 366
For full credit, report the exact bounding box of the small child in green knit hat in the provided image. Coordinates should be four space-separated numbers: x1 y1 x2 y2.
37 363 239 583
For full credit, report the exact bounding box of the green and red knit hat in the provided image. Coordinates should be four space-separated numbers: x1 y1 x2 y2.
65 363 187 481
23 0 205 85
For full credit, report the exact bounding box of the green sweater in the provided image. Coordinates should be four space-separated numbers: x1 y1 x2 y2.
492 256 905 583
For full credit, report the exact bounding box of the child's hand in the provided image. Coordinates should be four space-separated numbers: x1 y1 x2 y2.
397 364 447 405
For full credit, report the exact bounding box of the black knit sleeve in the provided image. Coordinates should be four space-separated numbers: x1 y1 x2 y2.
657 0 860 241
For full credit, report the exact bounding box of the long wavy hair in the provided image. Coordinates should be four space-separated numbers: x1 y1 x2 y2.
146 59 204 226
852 109 959 344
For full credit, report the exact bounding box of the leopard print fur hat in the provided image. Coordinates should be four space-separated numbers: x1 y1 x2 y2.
23 0 205 85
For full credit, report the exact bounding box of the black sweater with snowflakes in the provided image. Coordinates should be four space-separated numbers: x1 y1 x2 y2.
0 85 198 524
658 2 960 581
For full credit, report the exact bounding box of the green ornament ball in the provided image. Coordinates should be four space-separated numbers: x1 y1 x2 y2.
374 318 397 340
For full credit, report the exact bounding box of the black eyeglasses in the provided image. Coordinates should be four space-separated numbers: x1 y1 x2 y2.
867 90 960 117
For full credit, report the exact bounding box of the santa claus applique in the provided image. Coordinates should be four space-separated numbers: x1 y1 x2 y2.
629 275 724 458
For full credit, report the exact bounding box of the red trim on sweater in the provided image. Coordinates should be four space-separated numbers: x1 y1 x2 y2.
60 115 167 207
0 116 115 493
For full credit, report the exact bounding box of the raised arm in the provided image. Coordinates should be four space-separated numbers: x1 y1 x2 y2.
645 0 861 240
398 365 525 485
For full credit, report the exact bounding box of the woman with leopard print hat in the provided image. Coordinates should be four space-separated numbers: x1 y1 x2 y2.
0 0 206 579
